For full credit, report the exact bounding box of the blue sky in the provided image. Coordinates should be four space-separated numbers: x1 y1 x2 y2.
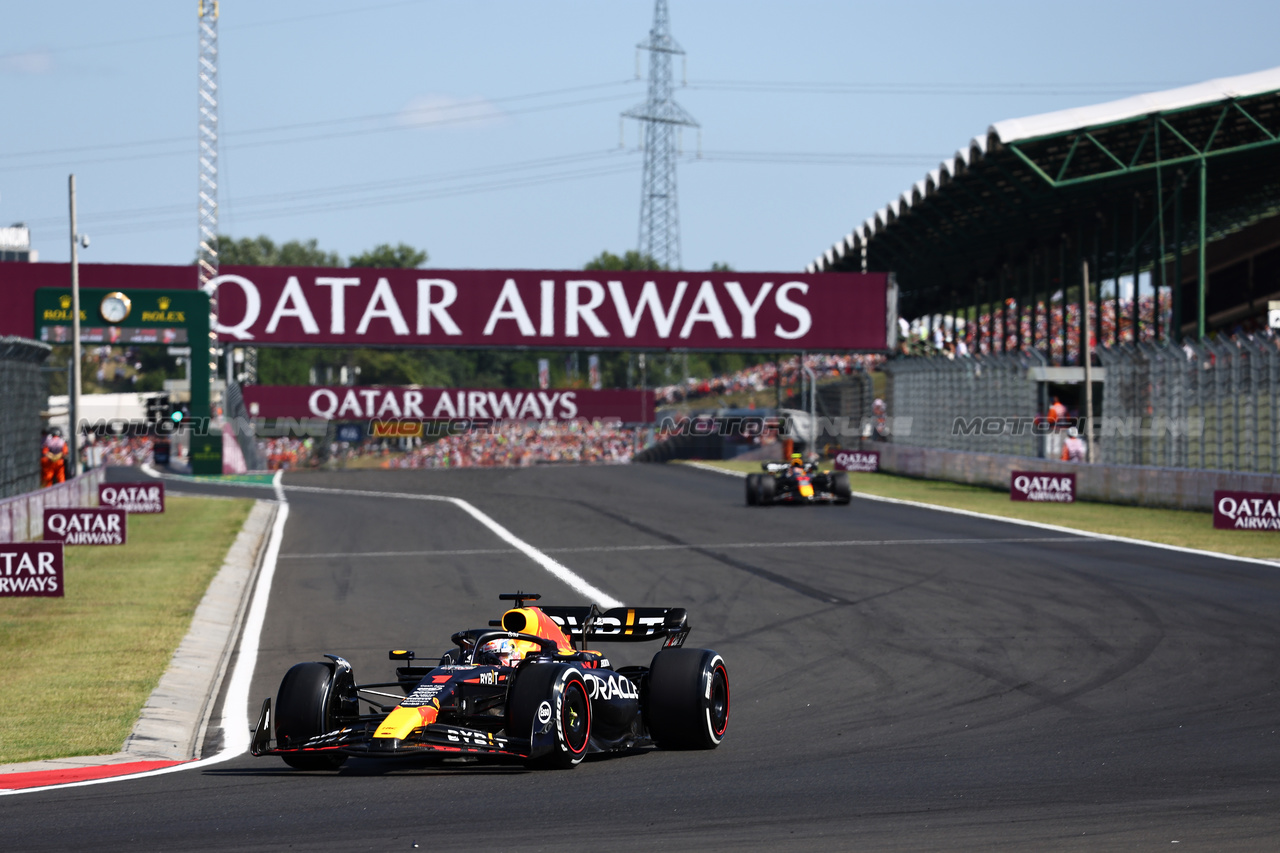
2 1 1277 273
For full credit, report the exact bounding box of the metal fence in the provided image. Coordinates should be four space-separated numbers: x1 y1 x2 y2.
223 381 266 470
0 336 53 498
882 351 1047 456
1099 338 1280 472
0 467 105 543
881 336 1280 473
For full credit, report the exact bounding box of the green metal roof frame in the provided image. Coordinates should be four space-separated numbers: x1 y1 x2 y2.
811 78 1280 345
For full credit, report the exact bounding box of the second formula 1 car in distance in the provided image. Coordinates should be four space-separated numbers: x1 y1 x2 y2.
746 454 851 506
251 593 729 771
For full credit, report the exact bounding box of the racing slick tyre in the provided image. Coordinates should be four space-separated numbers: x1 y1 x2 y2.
745 473 760 506
508 663 592 769
758 475 775 506
646 648 729 750
832 471 852 505
274 661 353 770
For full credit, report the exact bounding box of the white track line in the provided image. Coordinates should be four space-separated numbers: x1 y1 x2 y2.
280 536 1095 560
4 478 622 795
1 500 291 797
281 483 622 609
681 460 1280 569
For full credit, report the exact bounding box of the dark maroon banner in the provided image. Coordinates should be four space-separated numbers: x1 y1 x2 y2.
832 449 879 472
1010 471 1076 502
1213 490 1280 530
0 543 64 597
99 482 165 514
208 267 888 351
43 507 127 545
1 262 891 351
0 260 194 339
241 385 655 422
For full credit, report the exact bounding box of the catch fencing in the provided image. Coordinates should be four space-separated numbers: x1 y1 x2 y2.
0 336 53 498
882 351 1047 457
0 467 106 543
881 336 1280 473
1100 338 1280 472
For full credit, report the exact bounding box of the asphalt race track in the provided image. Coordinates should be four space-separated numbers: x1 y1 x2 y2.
5 464 1280 851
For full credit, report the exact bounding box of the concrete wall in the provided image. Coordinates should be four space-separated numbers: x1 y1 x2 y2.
875 441 1280 512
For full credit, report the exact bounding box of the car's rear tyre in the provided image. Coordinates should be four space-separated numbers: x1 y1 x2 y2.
832 471 852 505
758 475 775 506
508 664 591 769
745 473 760 506
275 661 351 770
646 648 729 750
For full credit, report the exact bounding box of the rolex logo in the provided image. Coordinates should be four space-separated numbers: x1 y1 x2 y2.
158 296 171 310
59 294 72 309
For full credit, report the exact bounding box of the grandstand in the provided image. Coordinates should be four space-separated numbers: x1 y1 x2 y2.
809 67 1280 362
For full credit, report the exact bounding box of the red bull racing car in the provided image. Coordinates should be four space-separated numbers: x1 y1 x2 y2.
746 459 852 506
251 593 729 770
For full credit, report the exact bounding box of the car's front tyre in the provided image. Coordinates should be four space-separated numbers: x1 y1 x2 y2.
275 661 352 770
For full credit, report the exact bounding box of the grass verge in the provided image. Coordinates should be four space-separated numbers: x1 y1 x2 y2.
0 495 254 764
686 460 1280 561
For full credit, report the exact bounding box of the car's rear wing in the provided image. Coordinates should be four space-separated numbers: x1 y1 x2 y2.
540 605 689 647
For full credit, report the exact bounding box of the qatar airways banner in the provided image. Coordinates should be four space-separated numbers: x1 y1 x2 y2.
241 385 655 423
206 268 890 351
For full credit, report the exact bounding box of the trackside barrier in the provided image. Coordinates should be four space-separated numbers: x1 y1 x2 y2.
0 468 105 543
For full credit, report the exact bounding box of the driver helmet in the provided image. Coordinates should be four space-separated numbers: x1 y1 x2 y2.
478 637 521 667
789 452 803 465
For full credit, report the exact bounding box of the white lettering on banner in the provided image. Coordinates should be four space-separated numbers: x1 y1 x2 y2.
46 511 125 544
560 392 578 419
416 279 462 336
265 276 320 335
1014 475 1073 494
206 274 261 340
540 280 555 336
0 577 59 594
356 278 410 336
310 389 339 418
1218 496 1280 520
680 281 732 339
404 390 424 418
484 279 535 336
0 550 56 576
336 390 364 419
100 485 162 510
565 280 609 338
209 274 855 346
376 392 402 418
608 280 687 338
723 281 773 338
316 277 360 334
432 394 457 418
774 282 812 339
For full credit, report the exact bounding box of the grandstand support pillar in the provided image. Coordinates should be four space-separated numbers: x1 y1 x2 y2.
1131 195 1141 342
1197 158 1208 340
1043 246 1052 362
1155 126 1168 343
1082 258 1095 463
1059 238 1068 365
1111 200 1121 346
1173 170 1184 342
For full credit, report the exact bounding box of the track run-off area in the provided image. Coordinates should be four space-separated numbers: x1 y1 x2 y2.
4 463 1280 851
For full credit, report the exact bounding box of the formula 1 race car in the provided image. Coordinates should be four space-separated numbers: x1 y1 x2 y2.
251 593 729 770
746 461 851 506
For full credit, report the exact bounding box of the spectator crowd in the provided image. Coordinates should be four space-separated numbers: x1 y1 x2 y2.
653 353 883 405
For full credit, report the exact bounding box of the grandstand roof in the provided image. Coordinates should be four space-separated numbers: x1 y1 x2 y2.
809 66 1280 281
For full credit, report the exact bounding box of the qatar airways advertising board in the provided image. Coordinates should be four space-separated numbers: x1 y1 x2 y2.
241 385 655 423
1213 490 1280 530
206 268 890 351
